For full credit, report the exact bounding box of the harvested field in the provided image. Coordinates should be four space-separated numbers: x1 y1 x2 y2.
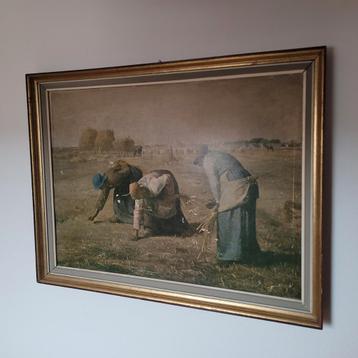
53 148 302 299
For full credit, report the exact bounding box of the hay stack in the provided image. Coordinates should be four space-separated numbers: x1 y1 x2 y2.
95 129 115 152
79 128 97 150
114 136 135 152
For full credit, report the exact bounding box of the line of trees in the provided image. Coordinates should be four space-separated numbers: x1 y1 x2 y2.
225 138 301 148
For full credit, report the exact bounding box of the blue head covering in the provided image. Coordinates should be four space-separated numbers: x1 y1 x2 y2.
92 173 107 190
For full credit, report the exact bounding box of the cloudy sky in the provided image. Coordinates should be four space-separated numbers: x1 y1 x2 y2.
49 72 303 147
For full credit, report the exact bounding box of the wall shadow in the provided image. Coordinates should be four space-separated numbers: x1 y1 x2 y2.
322 46 334 325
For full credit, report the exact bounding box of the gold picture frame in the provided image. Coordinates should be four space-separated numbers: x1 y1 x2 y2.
26 47 325 328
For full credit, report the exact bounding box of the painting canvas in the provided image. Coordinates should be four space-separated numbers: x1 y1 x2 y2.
27 47 325 327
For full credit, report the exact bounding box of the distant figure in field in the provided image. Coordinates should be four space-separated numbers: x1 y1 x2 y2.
89 160 142 223
134 145 143 157
193 145 260 263
129 170 189 240
264 143 274 151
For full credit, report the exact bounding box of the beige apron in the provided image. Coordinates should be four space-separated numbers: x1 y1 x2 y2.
218 172 254 213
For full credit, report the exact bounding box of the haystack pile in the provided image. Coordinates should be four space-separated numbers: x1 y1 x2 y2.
78 128 137 154
114 136 136 152
79 128 98 150
95 129 115 152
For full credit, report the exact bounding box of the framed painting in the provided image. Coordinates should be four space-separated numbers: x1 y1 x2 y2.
26 47 325 327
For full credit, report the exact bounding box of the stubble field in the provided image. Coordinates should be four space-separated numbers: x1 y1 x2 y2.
53 148 302 299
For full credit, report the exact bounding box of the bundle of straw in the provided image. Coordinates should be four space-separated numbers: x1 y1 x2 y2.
196 210 217 235
196 210 218 259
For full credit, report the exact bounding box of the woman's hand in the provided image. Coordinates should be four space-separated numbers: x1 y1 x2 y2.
206 199 218 210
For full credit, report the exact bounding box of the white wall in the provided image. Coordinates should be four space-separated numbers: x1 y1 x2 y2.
1 1 357 357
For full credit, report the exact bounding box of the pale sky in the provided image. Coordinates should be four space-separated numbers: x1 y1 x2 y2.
50 73 303 147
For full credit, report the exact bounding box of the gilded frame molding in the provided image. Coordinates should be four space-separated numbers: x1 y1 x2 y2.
26 47 325 328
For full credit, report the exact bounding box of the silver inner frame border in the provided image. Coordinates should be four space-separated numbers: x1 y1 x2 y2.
39 61 314 313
